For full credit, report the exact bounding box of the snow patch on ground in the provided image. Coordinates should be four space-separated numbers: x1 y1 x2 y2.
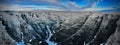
16 41 24 45
46 26 57 45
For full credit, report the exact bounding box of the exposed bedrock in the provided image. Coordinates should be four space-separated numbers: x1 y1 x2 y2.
0 11 120 45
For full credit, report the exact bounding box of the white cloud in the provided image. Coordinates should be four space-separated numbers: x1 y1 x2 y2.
88 0 103 7
0 0 104 11
0 5 33 11
68 2 81 9
0 4 65 11
81 7 114 11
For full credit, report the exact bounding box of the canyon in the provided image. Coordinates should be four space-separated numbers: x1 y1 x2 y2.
0 11 120 45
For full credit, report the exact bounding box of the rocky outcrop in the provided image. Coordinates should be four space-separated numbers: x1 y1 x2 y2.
105 16 120 45
0 11 120 45
0 21 16 45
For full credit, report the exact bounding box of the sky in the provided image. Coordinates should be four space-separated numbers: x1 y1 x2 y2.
0 0 120 12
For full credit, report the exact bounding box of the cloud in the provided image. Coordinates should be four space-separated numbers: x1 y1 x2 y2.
80 0 103 10
0 4 33 11
67 2 81 9
99 7 120 12
0 0 104 11
33 0 80 11
32 0 71 10
33 0 95 10
0 4 65 11
81 7 114 11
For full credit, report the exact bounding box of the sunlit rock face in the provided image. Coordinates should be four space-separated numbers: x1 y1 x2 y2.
0 11 120 45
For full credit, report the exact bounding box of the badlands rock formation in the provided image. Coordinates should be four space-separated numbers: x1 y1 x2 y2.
0 11 120 45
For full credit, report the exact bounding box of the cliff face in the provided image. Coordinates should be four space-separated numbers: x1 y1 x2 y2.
0 11 120 45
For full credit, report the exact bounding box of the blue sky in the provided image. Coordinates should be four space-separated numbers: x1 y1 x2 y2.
0 0 120 12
